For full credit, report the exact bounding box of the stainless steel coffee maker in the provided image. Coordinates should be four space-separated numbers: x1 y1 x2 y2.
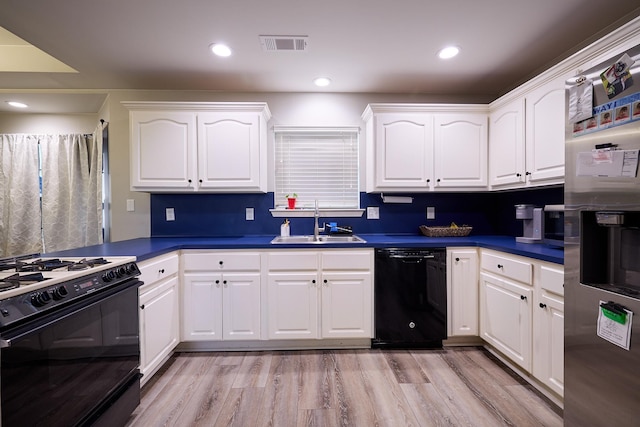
515 204 542 243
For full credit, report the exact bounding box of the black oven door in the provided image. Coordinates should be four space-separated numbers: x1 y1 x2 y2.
0 280 141 427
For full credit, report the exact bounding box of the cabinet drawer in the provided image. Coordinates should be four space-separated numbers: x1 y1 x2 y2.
322 250 372 270
138 252 179 287
183 252 261 271
267 251 318 271
540 264 564 296
481 251 532 285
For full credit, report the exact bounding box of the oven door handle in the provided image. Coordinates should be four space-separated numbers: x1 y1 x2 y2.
0 338 10 348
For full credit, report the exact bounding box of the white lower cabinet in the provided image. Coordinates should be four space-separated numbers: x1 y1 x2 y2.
479 248 564 398
321 270 372 338
480 270 533 371
266 250 373 340
533 263 564 396
181 251 261 341
447 248 479 336
480 250 534 371
138 253 180 385
267 269 318 339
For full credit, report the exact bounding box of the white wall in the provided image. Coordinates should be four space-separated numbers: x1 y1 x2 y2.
0 113 99 134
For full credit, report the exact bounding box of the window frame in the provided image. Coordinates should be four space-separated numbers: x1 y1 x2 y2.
271 126 364 218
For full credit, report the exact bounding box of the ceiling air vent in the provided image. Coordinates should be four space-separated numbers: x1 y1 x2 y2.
259 35 308 52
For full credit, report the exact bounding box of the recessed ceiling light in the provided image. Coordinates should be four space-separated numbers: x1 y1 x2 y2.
314 77 331 87
438 46 460 59
210 43 232 57
6 101 28 108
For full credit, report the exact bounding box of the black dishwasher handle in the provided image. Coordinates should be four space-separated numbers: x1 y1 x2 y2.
391 257 434 263
389 254 435 259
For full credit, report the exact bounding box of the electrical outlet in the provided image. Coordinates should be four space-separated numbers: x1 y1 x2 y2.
166 207 175 221
426 206 435 220
126 199 135 212
367 206 380 220
246 207 254 221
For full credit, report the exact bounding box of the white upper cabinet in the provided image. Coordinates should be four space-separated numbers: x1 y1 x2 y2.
362 104 488 192
129 111 197 190
124 102 271 193
434 113 488 188
197 112 264 190
489 76 565 190
372 113 434 189
489 98 526 188
524 77 565 185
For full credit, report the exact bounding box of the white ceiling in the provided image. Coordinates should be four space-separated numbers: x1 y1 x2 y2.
1 1 639 113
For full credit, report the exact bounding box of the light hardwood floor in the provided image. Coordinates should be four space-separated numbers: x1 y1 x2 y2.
126 347 562 427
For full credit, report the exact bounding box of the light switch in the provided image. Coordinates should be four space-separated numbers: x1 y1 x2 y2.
246 207 254 221
367 206 380 220
166 208 175 221
427 206 435 220
126 199 135 212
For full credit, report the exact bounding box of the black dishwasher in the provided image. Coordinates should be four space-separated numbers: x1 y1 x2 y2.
373 248 447 348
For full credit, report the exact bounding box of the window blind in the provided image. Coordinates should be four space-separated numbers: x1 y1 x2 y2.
274 127 359 209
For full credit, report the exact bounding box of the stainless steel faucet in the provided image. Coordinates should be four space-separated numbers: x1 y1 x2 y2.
313 199 321 241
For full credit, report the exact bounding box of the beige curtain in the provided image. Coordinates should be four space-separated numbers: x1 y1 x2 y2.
0 134 43 257
40 127 103 253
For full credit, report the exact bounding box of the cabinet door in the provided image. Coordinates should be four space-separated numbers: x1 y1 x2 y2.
222 273 261 340
373 113 433 189
267 272 319 339
525 78 565 184
447 249 479 336
533 291 564 396
197 112 264 191
182 273 223 341
480 272 532 371
321 272 372 338
533 263 564 396
489 99 526 188
130 111 197 190
434 114 488 188
139 276 179 381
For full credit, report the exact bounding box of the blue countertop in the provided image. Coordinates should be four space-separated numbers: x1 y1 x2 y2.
45 234 564 264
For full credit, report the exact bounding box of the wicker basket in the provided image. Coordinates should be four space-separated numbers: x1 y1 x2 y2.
419 225 472 237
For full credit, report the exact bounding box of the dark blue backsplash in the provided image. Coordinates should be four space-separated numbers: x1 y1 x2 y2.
150 187 563 237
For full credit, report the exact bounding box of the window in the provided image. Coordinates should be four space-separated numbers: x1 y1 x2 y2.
274 127 359 209
0 130 105 257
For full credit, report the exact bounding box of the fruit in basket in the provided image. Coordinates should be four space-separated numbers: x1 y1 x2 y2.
450 222 459 229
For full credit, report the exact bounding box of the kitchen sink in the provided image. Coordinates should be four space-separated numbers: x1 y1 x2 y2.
270 235 366 244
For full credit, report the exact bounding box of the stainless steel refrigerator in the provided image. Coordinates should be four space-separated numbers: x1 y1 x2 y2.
565 44 640 425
